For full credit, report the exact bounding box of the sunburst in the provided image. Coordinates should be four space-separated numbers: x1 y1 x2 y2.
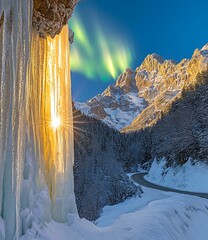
51 115 61 130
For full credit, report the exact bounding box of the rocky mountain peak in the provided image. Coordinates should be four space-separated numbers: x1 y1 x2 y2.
115 68 137 94
76 67 145 130
201 43 208 51
150 53 165 63
192 44 208 59
138 53 164 72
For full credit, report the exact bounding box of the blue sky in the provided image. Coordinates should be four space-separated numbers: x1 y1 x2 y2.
71 0 208 102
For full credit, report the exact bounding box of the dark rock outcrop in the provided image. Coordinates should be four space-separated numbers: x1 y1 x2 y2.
33 0 78 38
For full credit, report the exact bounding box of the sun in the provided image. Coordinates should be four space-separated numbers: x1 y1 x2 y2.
51 116 61 130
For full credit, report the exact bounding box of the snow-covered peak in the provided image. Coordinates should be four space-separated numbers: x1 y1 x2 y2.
201 43 208 51
75 68 146 130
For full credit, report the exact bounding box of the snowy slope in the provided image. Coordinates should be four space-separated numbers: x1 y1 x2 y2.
146 158 208 193
75 68 146 130
21 184 208 240
76 92 145 130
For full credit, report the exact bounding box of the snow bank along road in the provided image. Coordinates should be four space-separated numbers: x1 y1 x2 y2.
132 172 208 199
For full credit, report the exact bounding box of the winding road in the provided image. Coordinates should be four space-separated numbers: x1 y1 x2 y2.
131 172 208 199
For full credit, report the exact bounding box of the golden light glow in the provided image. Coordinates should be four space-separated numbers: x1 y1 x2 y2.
28 25 74 212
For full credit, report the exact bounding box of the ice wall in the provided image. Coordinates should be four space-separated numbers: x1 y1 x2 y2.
0 1 77 239
0 1 32 239
27 25 77 222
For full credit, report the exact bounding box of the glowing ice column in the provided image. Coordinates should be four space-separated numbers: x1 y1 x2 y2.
28 25 77 222
0 0 32 239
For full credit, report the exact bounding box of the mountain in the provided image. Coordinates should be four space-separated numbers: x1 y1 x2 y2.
75 68 146 130
76 44 208 132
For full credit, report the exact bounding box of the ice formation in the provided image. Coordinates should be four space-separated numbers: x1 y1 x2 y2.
0 0 77 239
28 25 77 221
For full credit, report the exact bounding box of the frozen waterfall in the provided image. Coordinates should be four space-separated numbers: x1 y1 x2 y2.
0 1 77 239
28 25 77 221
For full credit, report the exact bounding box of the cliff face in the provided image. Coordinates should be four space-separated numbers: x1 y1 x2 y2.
33 0 78 37
123 44 208 132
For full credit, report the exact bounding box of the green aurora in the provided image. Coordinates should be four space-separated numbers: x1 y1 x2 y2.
69 15 134 82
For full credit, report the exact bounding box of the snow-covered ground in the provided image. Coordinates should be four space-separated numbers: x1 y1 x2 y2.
146 158 208 193
18 158 208 239
21 182 208 239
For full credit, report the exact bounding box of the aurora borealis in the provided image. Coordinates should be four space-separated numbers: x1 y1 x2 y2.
69 14 134 82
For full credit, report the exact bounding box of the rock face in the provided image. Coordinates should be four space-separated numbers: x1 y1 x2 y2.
76 44 208 132
76 68 147 130
123 44 208 132
33 0 78 38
